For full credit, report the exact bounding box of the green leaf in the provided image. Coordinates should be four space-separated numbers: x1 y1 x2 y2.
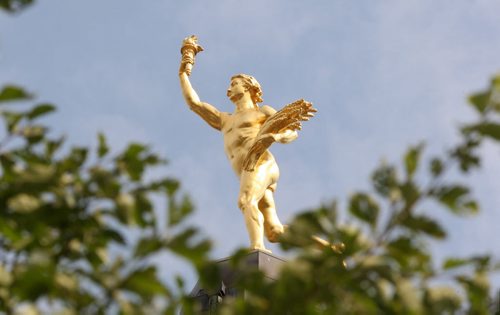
163 179 180 196
468 91 490 114
86 249 104 270
348 193 379 229
457 273 490 314
0 219 24 244
144 153 165 165
468 75 500 114
443 258 470 270
434 185 478 215
124 143 146 158
168 195 194 227
400 181 420 207
464 200 479 213
44 136 65 158
401 214 446 239
121 267 169 298
0 153 16 181
0 85 31 102
27 103 55 120
117 143 147 181
134 237 163 258
61 147 88 171
97 132 109 158
493 74 500 87
442 256 490 271
133 192 153 227
467 122 500 141
430 158 443 177
404 144 423 179
90 166 120 198
12 263 56 301
388 237 422 257
450 138 481 172
2 111 23 133
371 164 398 197
387 237 431 271
102 228 126 245
167 227 211 265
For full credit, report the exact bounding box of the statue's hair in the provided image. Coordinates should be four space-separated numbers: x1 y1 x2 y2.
231 74 263 104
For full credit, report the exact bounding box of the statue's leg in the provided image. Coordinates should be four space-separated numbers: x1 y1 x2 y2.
259 188 285 243
238 171 269 252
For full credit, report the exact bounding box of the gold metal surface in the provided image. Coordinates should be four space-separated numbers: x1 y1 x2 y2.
179 35 326 253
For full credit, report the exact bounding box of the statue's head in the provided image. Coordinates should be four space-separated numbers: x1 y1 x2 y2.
229 74 263 104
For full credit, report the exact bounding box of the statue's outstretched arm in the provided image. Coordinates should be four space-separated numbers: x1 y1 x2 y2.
178 35 222 131
179 72 222 130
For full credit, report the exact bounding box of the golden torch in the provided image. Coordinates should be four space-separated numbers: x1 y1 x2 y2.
180 35 204 76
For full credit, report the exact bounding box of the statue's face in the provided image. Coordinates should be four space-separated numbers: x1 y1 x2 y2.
227 78 247 102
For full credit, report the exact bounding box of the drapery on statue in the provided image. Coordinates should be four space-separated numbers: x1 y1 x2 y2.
178 36 342 254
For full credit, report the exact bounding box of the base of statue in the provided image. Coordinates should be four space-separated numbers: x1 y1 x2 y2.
187 250 285 313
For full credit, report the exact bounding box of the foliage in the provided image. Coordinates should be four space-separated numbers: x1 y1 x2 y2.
0 85 213 314
0 0 33 13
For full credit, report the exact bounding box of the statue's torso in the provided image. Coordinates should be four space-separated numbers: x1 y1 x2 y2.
221 109 272 175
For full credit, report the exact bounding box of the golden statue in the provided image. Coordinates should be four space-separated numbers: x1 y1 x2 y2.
179 36 321 253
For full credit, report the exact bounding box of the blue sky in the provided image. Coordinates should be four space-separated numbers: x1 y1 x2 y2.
1 0 500 289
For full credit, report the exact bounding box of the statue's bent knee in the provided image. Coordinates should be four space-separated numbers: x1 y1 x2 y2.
238 194 257 211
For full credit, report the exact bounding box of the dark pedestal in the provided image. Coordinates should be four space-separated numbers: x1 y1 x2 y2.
187 250 285 314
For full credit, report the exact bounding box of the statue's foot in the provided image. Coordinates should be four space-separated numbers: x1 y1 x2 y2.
265 224 286 243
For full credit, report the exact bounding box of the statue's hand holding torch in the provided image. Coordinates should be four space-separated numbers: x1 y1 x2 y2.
180 35 204 76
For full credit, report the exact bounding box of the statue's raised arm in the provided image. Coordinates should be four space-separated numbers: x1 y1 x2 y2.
178 35 222 131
